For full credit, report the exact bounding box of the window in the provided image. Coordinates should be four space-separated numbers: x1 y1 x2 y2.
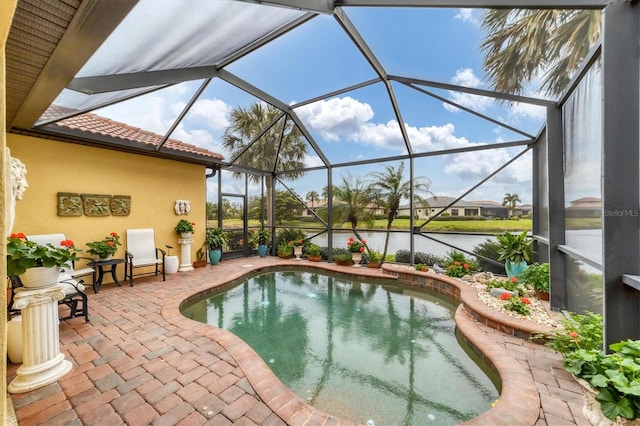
451 209 459 216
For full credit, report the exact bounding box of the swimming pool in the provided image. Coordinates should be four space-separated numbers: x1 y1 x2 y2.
181 269 499 425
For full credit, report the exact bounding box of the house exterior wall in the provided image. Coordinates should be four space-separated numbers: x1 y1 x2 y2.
7 134 206 277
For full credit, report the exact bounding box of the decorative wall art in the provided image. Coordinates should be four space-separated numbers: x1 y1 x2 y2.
82 194 112 216
110 195 131 216
57 192 83 216
174 200 191 215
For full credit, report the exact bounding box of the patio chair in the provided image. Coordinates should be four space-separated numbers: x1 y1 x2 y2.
124 228 166 286
27 233 94 281
8 273 90 322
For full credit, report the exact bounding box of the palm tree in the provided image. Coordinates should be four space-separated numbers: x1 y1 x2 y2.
330 174 375 245
502 193 521 217
480 9 601 96
306 190 319 206
222 102 307 225
366 162 433 264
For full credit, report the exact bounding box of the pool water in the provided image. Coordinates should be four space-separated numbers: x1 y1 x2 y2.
181 270 499 425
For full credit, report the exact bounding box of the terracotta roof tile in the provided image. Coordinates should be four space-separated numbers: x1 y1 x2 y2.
49 110 224 161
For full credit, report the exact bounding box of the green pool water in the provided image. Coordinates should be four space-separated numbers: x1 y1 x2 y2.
181 269 499 426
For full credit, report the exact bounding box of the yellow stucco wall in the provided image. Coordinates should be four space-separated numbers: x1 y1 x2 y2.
7 134 207 280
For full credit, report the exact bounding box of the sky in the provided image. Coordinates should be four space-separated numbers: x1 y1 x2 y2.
89 3 552 207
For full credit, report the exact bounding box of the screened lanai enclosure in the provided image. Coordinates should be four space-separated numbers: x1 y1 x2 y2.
5 0 640 349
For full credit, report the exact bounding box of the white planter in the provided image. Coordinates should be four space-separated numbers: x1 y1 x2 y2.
294 246 303 260
352 252 362 267
7 315 23 363
20 266 61 288
180 232 192 239
165 255 179 274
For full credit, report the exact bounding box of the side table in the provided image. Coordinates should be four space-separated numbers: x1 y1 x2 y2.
90 258 125 293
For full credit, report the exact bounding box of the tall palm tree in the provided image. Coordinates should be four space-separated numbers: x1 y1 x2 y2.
330 174 375 245
306 190 319 206
480 9 601 96
502 193 521 217
366 162 433 264
222 102 307 225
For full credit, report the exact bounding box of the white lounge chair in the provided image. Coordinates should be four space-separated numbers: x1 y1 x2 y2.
124 228 166 286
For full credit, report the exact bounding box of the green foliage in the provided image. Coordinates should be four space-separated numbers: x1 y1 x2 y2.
332 252 353 262
276 228 305 246
415 263 429 272
444 251 478 278
502 295 531 315
564 340 640 421
274 190 304 224
174 219 195 234
86 232 122 258
277 242 293 256
486 277 525 296
367 250 382 263
394 250 447 266
7 233 80 276
496 230 533 264
196 246 206 261
520 262 550 292
205 228 230 250
249 228 270 248
472 239 506 275
536 311 603 356
308 243 321 257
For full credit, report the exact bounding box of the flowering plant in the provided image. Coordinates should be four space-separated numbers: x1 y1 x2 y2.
289 239 304 247
347 237 366 253
86 232 121 259
500 293 531 315
444 251 477 278
175 219 195 234
6 233 80 276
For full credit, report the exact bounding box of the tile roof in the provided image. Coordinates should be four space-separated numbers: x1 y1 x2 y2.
48 110 224 161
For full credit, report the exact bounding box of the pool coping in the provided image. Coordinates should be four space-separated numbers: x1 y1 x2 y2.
162 259 553 425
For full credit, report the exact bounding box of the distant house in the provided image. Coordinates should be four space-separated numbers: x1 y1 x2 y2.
301 199 384 220
397 197 510 219
567 197 601 218
470 200 510 219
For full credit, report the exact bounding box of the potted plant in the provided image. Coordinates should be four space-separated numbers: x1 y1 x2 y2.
193 246 207 268
175 219 195 238
250 229 270 257
7 233 80 287
347 236 366 266
290 239 304 260
205 228 229 265
308 243 322 262
496 230 533 278
85 232 122 260
277 242 293 259
367 250 382 268
520 262 550 300
333 252 353 266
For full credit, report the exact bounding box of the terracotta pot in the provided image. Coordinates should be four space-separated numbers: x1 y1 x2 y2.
335 259 351 266
193 260 207 268
535 289 550 301
367 262 381 269
308 255 322 262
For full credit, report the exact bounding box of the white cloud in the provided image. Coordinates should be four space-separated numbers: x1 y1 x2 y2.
444 69 493 113
508 101 547 122
304 154 325 168
186 98 230 131
444 148 532 185
454 9 478 25
295 96 374 142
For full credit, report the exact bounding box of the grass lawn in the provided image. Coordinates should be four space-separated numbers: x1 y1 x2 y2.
213 218 532 233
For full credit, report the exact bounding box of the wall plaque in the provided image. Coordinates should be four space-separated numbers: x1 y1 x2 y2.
81 194 111 216
111 195 131 216
57 192 83 216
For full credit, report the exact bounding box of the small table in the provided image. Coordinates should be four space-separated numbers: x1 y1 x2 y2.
90 258 125 294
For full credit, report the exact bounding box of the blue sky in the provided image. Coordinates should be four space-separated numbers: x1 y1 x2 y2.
93 4 548 206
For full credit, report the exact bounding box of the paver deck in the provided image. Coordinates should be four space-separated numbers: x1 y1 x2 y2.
7 257 588 425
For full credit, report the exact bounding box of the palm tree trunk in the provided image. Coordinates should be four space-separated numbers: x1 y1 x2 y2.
265 175 273 226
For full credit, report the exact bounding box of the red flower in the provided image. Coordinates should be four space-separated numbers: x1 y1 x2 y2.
191 222 196 227
500 293 512 300
447 265 453 270
520 297 531 304
454 261 461 266
569 331 579 338
110 232 118 237
107 241 114 247
60 239 75 248
463 263 469 269
359 246 364 253
10 232 26 240
510 277 518 283
361 239 366 244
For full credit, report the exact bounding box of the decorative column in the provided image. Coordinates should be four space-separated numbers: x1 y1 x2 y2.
178 236 194 272
8 284 72 393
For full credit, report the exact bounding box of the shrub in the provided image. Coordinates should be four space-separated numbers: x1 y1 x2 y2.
520 262 550 293
276 228 305 246
395 250 446 266
534 311 603 355
415 263 429 272
444 250 478 278
473 239 506 274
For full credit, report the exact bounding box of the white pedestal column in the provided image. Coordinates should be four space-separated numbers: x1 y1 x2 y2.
8 284 73 394
178 237 194 272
